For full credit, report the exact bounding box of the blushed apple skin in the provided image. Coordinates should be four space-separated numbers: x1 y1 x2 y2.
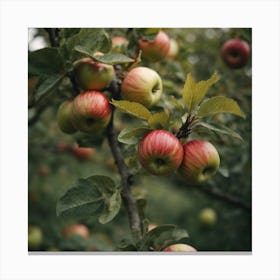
111 36 129 53
164 244 197 252
138 130 183 175
71 144 95 160
138 31 170 62
72 90 112 134
221 39 250 69
56 100 77 134
167 38 179 59
62 224 90 239
121 67 163 107
74 57 114 90
179 140 220 184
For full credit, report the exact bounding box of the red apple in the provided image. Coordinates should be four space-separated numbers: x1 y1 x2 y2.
179 140 220 184
56 100 77 134
221 39 250 69
138 30 170 62
164 244 197 252
71 90 112 134
121 67 163 107
71 144 95 160
73 55 114 90
138 130 183 175
62 224 90 239
111 36 129 53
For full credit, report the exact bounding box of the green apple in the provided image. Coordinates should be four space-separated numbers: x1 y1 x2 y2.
56 100 77 134
28 225 43 250
121 67 163 107
199 208 217 226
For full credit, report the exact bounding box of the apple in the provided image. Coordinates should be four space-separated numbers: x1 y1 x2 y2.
73 55 114 90
56 142 69 152
71 90 112 134
138 130 183 175
71 143 95 160
199 208 217 226
167 38 179 59
28 225 43 250
56 100 77 134
38 165 50 176
138 30 170 62
221 39 250 69
62 224 90 239
164 244 197 252
111 36 129 53
179 140 220 184
121 67 163 107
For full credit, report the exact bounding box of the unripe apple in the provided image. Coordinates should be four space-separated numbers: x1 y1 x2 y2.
138 31 170 62
121 67 163 107
28 225 43 250
179 140 220 184
221 39 250 69
62 224 90 239
71 90 112 134
71 144 95 160
73 56 114 90
111 36 129 53
199 207 217 226
167 38 179 59
56 100 77 134
138 130 183 175
164 244 197 252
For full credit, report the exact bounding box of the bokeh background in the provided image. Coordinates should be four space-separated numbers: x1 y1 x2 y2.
28 28 252 252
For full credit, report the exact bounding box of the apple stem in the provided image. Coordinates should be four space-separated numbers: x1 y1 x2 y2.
176 114 197 140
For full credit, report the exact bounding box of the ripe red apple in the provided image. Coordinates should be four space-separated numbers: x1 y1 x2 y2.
111 36 129 53
164 244 197 252
73 55 114 90
62 224 90 239
28 225 43 250
199 207 217 226
71 90 112 134
138 30 170 62
167 38 179 59
138 130 183 175
71 144 95 160
56 100 77 134
221 39 250 69
179 140 220 184
121 67 163 107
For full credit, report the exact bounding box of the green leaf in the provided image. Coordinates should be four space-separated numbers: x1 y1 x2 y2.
67 28 111 60
35 74 64 100
111 99 152 120
118 127 151 145
182 72 219 113
136 28 161 41
140 225 189 251
56 175 121 224
168 95 185 112
197 96 245 118
148 112 169 129
61 28 81 39
93 53 134 65
28 47 65 76
195 121 244 142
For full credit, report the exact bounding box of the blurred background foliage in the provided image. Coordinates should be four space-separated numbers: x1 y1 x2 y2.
28 28 251 252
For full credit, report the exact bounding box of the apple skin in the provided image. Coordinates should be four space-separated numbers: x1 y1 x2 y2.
138 31 170 62
111 36 129 53
221 39 250 69
179 140 220 184
121 67 163 107
56 100 77 134
73 57 114 90
62 224 90 239
71 90 112 134
138 130 184 175
28 225 43 250
167 38 179 59
71 144 95 160
199 208 217 226
164 244 197 252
